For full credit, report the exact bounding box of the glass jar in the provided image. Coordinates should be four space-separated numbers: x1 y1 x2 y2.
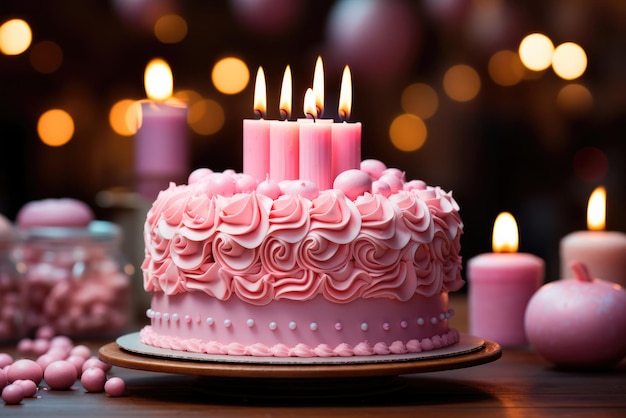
0 228 24 343
14 220 131 339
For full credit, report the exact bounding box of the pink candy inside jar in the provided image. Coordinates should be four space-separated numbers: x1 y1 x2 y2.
0 226 24 343
14 221 130 338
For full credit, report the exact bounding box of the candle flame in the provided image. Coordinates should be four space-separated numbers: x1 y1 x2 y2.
313 56 324 118
492 212 519 253
587 186 606 231
144 58 173 101
279 65 292 120
338 65 352 121
253 67 267 118
304 88 317 119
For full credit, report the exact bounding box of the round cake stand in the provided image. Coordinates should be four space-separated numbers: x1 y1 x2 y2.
99 333 501 402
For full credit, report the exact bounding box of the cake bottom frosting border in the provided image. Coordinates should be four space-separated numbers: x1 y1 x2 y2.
117 331 484 365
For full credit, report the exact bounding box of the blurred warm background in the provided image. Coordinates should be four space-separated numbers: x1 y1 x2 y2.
1 0 625 286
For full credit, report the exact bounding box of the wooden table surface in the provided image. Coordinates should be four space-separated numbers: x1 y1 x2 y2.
2 295 625 417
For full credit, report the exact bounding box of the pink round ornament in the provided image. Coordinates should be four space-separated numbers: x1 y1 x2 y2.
2 383 24 405
255 178 282 200
104 377 126 397
360 159 387 181
43 360 77 390
188 167 213 184
70 345 92 360
0 369 7 391
234 173 258 193
525 261 626 368
333 169 372 201
378 173 404 193
201 172 236 197
371 180 391 197
81 367 106 393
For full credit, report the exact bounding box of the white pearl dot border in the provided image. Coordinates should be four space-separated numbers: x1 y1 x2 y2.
147 309 455 332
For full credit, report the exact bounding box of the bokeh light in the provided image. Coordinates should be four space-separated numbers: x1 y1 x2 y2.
401 83 439 119
572 146 608 183
29 40 63 73
211 57 250 95
389 113 427 152
0 18 32 55
154 14 188 44
109 99 140 136
443 64 481 102
556 83 593 115
552 42 587 80
188 99 225 135
37 109 75 147
488 50 525 86
518 33 554 71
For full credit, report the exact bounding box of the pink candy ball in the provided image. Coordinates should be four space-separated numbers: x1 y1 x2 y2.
82 357 111 373
360 159 387 181
0 369 7 390
6 359 43 385
70 345 92 360
201 172 236 197
371 180 391 197
378 173 404 193
104 377 126 397
188 167 213 184
0 353 13 369
256 178 282 200
2 383 24 405
234 173 258 193
333 169 372 201
13 379 37 397
81 367 107 393
44 360 77 390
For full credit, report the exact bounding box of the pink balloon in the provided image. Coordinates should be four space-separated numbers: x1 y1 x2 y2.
326 0 420 82
231 0 303 35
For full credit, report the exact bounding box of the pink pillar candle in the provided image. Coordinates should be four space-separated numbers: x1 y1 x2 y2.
559 230 626 287
467 252 544 346
299 121 332 190
135 100 188 199
269 120 299 182
331 121 361 180
243 119 270 183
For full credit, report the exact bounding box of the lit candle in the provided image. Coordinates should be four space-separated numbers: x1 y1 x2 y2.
331 65 361 180
559 186 626 287
299 88 332 190
135 58 188 199
467 212 545 347
243 67 270 183
269 65 299 182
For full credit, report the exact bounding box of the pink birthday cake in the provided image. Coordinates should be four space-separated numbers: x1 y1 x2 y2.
139 159 464 357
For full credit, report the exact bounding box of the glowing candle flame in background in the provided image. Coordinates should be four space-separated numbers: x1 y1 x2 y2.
493 212 519 253
587 186 606 231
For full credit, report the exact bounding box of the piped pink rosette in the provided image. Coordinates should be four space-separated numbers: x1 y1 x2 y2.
141 161 464 305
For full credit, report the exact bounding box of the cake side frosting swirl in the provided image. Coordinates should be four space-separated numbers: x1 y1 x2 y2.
141 172 464 305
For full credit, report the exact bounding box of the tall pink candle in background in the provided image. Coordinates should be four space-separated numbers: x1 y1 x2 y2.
467 212 545 347
332 66 361 180
135 58 188 200
269 66 299 182
560 186 626 287
299 88 332 190
243 67 270 183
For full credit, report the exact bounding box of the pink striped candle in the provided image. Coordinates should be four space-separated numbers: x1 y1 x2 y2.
299 88 332 190
331 66 361 179
243 67 270 183
269 66 299 182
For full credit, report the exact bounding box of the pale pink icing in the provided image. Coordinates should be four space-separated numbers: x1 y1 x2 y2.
139 326 460 358
141 162 464 357
142 175 463 303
